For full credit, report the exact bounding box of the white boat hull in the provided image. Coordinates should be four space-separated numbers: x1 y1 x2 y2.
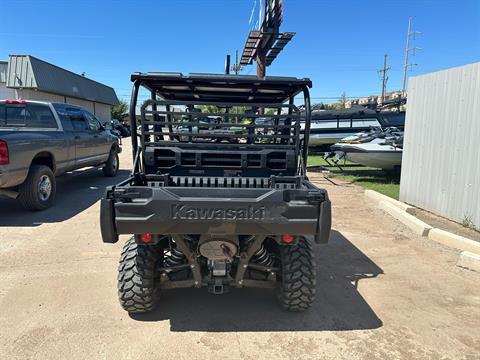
332 142 402 170
346 151 402 170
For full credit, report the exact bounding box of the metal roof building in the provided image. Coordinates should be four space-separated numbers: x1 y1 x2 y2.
1 55 119 122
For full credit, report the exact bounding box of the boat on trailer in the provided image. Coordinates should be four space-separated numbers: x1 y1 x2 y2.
328 128 403 170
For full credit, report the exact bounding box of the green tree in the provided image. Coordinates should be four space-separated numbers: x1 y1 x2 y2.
111 99 129 120
197 104 219 114
339 91 348 109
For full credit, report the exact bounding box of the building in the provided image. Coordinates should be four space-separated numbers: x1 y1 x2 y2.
0 55 119 122
0 61 12 99
345 91 402 109
400 62 480 229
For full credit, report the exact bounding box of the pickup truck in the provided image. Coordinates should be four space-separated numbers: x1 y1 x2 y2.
0 100 121 210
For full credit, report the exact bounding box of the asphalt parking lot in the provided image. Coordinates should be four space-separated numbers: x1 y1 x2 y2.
0 140 479 360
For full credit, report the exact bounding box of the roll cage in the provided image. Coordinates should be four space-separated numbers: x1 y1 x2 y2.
128 72 313 177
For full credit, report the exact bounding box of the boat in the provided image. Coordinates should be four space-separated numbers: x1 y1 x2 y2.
328 128 403 170
302 107 405 147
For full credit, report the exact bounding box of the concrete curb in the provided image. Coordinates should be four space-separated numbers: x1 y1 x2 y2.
364 189 414 213
379 201 432 236
428 228 480 255
367 189 480 272
456 251 480 272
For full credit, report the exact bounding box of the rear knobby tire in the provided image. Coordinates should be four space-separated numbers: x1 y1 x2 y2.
18 164 56 211
103 148 119 177
118 237 161 314
277 236 316 311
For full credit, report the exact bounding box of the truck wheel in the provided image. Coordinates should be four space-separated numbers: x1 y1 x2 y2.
19 164 56 211
277 236 316 311
118 237 161 314
103 149 119 177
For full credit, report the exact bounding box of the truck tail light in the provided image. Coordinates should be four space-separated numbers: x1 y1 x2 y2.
0 140 9 165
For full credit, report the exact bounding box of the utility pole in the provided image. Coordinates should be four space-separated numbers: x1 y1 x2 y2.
232 50 242 75
225 54 231 75
256 48 267 78
378 54 390 104
401 17 421 97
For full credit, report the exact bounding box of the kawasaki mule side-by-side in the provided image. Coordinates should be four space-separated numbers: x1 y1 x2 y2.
100 72 331 313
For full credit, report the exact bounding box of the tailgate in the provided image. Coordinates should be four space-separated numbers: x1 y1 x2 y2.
100 179 331 244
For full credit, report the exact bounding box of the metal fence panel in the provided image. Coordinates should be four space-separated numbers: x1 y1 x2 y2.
400 62 480 228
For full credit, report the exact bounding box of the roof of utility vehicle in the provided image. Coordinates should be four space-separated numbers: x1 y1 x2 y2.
131 72 312 104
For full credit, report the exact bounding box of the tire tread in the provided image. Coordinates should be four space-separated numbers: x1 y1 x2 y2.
118 237 160 313
277 237 316 311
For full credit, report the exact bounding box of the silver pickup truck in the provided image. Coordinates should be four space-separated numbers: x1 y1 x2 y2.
0 100 121 210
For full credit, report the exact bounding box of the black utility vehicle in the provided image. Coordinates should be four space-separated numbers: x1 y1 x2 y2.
100 73 331 313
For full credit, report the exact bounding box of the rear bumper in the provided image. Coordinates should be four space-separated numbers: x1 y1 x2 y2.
0 166 26 189
100 177 331 244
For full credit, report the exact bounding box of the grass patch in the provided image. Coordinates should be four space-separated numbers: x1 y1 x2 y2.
307 154 400 200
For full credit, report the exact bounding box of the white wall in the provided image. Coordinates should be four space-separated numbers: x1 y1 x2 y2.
400 62 480 228
0 83 15 99
65 97 94 113
94 103 112 123
15 89 64 102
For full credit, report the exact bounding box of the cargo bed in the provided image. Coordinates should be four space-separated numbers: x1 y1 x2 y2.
101 174 331 244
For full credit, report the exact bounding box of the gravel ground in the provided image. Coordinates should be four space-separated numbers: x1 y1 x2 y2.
0 140 479 360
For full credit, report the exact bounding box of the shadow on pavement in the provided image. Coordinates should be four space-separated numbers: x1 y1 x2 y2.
0 168 129 227
132 230 384 332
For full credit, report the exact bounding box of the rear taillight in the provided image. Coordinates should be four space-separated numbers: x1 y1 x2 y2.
281 234 294 244
140 233 153 243
0 140 8 165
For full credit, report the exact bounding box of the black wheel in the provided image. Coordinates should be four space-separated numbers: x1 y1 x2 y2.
103 148 119 177
118 237 161 314
277 236 316 311
18 164 56 211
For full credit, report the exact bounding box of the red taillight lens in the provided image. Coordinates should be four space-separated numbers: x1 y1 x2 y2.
282 234 294 244
0 141 9 165
140 233 153 243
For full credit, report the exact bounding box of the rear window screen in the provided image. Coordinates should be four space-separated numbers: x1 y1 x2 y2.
0 103 58 129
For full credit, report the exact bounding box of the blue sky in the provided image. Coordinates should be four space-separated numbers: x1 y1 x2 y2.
1 0 479 104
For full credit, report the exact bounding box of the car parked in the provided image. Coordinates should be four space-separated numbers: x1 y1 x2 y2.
0 100 121 210
110 119 131 137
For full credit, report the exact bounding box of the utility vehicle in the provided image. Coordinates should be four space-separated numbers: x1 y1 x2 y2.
100 73 331 313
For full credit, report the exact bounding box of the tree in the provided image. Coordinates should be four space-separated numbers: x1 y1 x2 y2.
339 91 348 109
323 103 339 110
197 104 219 114
111 99 129 120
